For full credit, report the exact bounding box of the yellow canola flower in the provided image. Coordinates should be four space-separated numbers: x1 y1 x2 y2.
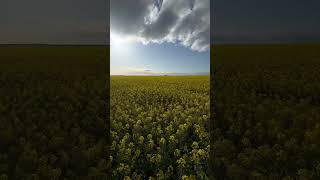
181 175 196 180
160 137 166 145
138 136 145 144
192 142 199 149
177 157 187 168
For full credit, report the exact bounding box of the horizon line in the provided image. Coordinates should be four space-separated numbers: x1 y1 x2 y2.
110 74 210 76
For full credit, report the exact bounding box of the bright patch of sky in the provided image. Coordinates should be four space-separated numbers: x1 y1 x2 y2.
110 37 209 75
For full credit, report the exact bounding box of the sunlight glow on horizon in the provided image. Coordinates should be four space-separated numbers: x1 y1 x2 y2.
110 32 137 57
110 31 210 76
110 31 140 75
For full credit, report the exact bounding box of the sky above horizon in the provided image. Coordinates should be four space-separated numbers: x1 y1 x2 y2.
212 0 320 44
111 41 210 75
1 0 320 45
0 0 108 44
110 0 210 75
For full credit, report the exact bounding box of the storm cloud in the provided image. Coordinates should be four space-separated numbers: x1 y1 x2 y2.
111 0 210 52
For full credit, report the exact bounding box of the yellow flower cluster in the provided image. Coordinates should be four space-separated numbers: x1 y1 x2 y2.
111 76 210 179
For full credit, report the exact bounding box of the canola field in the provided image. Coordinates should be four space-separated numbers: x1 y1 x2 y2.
212 45 320 179
110 76 210 179
0 47 109 179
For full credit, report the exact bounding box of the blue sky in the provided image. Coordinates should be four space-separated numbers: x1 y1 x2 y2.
110 40 210 75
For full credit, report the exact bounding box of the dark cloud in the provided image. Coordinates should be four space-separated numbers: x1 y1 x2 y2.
111 0 210 52
0 0 109 44
110 0 150 35
141 8 179 40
